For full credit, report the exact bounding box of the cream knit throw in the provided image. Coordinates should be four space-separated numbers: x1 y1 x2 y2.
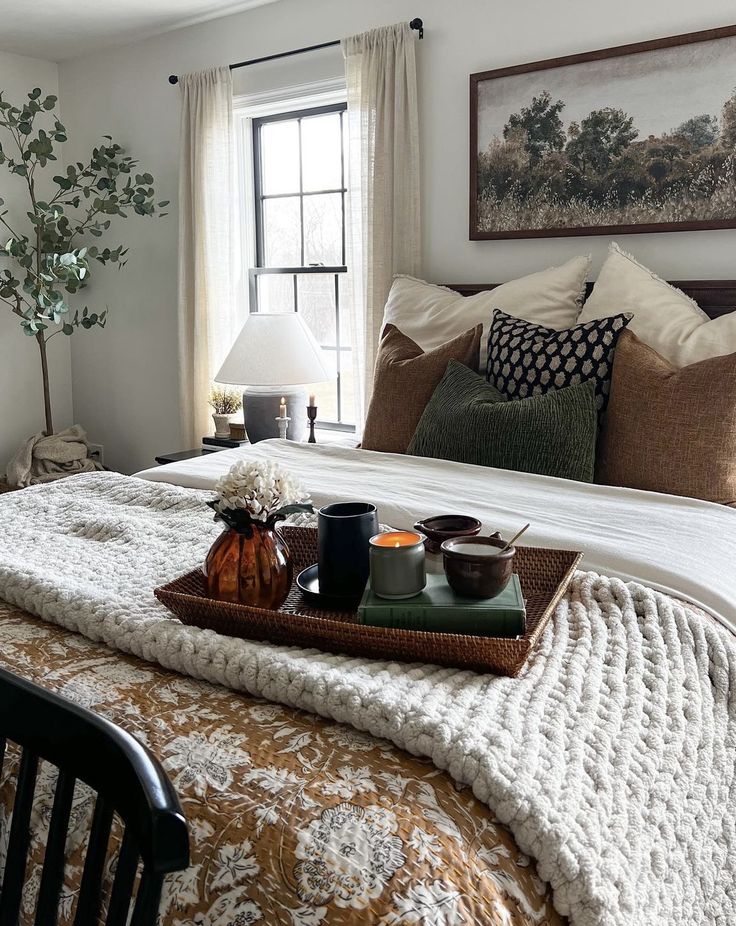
6 425 104 487
0 473 733 926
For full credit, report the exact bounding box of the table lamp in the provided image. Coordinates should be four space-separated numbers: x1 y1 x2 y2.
215 313 331 443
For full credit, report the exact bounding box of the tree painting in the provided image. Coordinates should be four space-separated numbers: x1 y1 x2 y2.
471 30 736 237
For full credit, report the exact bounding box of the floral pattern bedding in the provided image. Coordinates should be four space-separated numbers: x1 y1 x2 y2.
0 602 564 925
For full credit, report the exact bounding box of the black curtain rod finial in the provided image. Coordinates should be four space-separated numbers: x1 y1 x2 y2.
168 74 179 85
410 18 424 39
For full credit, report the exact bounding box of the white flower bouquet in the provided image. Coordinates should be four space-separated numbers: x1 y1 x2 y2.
208 460 312 531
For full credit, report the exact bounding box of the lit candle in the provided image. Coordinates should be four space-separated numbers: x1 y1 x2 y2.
369 531 426 600
309 393 316 407
279 396 287 418
371 531 423 548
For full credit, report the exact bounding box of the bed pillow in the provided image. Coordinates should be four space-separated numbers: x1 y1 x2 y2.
382 255 591 369
597 331 736 505
486 309 631 414
362 323 482 455
408 360 597 483
580 242 736 367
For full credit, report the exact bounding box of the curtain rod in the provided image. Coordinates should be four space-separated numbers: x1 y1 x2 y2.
168 18 424 84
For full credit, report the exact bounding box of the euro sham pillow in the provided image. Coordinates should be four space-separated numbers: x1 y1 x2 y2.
580 242 736 367
381 255 591 369
486 309 631 414
597 331 736 505
362 323 483 455
408 360 598 483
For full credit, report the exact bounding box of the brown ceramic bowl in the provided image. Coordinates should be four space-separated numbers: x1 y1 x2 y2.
441 535 515 599
413 515 483 555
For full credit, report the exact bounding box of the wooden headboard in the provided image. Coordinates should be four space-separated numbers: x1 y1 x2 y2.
446 281 736 320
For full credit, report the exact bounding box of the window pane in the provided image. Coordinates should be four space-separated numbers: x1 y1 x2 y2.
257 274 294 313
301 112 342 192
263 197 301 266
337 271 353 343
338 349 355 424
307 349 338 422
303 193 342 266
337 273 354 422
260 120 299 195
297 274 336 345
307 350 354 425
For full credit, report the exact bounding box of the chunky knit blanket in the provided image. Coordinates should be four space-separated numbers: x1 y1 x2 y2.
0 473 734 926
6 425 104 487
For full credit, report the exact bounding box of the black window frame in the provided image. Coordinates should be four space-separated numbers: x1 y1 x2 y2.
249 101 352 431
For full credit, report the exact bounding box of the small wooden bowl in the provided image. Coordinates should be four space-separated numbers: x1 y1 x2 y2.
413 515 482 555
441 535 515 599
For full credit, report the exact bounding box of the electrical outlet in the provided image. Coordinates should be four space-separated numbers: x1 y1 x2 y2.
88 443 104 466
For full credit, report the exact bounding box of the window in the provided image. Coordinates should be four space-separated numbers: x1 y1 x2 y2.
249 103 353 429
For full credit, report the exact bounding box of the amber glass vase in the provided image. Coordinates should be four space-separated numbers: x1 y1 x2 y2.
205 522 292 609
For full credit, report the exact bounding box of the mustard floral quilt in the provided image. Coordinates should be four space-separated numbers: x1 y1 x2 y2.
0 603 563 925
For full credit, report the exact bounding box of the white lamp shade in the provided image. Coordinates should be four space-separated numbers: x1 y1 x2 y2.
215 313 331 386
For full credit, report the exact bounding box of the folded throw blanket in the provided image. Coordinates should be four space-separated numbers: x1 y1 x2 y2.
0 473 733 926
6 425 104 487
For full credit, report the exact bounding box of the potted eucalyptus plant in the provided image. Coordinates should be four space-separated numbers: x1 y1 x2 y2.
0 87 168 483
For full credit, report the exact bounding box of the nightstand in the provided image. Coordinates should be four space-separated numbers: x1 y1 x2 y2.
155 449 209 466
156 432 357 465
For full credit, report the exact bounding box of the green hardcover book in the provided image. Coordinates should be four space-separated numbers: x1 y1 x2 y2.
357 573 526 637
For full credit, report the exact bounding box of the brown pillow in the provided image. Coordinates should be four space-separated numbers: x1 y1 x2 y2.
362 324 482 454
597 330 736 505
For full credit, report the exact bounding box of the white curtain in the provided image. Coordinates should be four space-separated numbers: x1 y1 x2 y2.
177 67 241 447
343 22 421 426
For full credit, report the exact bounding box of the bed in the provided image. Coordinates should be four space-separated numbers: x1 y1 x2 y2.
0 280 734 926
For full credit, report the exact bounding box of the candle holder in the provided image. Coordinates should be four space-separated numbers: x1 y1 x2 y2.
307 405 317 443
275 416 290 440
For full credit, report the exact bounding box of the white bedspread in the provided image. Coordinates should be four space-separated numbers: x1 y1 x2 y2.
137 440 736 630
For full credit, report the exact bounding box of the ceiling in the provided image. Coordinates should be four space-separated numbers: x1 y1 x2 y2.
0 0 281 62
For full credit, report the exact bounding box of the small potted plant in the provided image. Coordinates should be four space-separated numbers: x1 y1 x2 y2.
209 386 243 438
204 460 312 608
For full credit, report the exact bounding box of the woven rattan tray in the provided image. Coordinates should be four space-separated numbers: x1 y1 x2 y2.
155 526 582 677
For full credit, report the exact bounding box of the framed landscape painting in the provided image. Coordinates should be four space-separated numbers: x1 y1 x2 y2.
470 25 736 239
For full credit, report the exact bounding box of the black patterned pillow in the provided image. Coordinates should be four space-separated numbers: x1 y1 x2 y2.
486 310 632 414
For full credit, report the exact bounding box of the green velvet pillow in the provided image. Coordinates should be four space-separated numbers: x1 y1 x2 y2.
407 360 597 482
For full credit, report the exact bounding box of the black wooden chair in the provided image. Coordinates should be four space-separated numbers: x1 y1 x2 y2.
0 665 189 926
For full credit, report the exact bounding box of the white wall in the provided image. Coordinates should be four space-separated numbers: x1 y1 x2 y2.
58 0 736 474
0 51 73 472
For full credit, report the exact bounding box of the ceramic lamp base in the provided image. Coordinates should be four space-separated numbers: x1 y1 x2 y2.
243 386 308 443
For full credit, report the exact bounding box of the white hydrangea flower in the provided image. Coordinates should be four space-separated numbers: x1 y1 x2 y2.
213 460 310 522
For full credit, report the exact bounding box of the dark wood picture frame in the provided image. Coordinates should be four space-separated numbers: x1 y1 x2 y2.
469 25 736 240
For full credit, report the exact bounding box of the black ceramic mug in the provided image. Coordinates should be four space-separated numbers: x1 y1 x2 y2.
318 502 378 598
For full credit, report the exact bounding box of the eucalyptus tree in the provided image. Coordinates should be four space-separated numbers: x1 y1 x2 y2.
0 88 168 435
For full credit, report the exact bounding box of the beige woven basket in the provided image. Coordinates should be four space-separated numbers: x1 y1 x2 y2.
155 526 582 677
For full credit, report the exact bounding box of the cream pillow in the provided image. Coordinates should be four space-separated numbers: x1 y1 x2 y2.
381 255 591 368
580 243 736 367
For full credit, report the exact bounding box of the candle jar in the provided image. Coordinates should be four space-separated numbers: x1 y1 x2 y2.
369 531 426 600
